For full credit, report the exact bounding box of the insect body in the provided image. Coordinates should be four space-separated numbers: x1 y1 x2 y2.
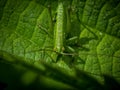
37 0 82 63
38 1 81 62
54 1 65 53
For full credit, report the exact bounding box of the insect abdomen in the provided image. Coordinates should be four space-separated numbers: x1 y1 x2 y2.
54 2 65 53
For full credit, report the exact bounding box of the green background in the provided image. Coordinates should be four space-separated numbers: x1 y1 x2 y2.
0 0 120 89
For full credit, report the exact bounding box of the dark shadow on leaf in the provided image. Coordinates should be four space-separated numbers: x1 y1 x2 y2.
0 51 120 90
79 37 97 45
62 55 85 68
103 75 120 90
74 69 104 90
77 46 90 51
0 81 7 90
71 56 85 64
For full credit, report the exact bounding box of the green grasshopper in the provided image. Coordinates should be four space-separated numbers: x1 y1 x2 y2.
37 0 82 63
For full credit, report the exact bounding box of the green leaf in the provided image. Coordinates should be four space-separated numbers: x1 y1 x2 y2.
0 0 120 89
